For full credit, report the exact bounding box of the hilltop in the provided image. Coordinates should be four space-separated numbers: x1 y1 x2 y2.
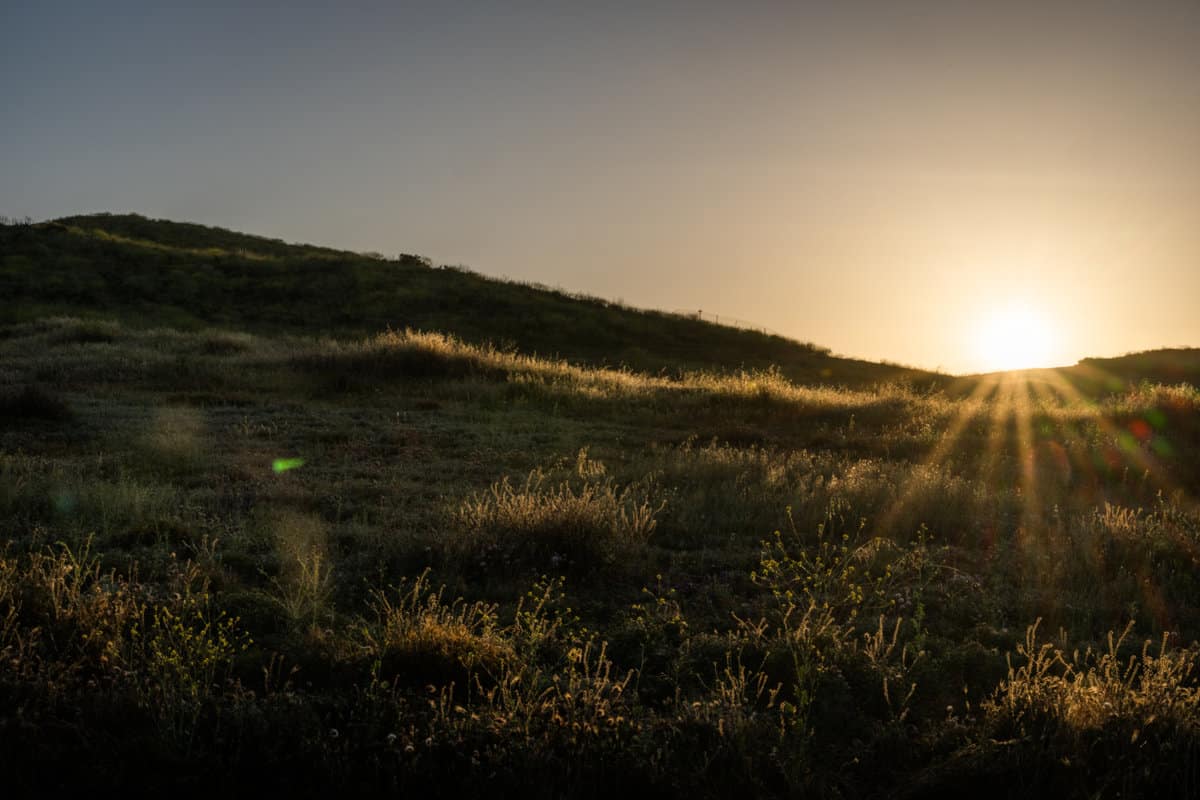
0 213 939 388
1062 348 1200 394
940 348 1200 402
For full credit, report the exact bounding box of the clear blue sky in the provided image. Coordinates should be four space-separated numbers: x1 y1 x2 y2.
5 1 1199 372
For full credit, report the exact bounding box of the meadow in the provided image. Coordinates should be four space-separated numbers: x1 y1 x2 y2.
3 217 1200 796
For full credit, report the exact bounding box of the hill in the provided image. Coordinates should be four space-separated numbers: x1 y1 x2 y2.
0 213 939 387
3 213 1200 796
943 349 1200 402
1061 348 1200 394
3 312 1199 795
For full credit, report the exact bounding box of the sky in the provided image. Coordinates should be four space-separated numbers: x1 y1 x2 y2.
4 1 1199 374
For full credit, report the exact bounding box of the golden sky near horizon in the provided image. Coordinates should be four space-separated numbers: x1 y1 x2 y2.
4 2 1199 374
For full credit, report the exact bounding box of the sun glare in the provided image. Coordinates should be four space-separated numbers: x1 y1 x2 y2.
973 304 1059 373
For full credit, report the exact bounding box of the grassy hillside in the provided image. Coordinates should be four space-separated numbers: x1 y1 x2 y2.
3 215 1200 796
943 350 1200 405
1062 348 1200 394
0 214 937 387
2 313 1200 796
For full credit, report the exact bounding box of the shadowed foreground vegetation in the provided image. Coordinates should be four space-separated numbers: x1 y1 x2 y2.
3 310 1200 797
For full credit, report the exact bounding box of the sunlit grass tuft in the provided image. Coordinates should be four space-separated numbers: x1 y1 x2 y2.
451 454 664 574
359 568 514 684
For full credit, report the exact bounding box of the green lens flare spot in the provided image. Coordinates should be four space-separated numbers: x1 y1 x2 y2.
52 491 77 514
272 457 305 474
1116 431 1139 454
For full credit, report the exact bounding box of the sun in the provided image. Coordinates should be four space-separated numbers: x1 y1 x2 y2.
973 304 1059 372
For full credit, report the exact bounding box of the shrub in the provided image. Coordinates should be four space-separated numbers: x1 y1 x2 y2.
138 602 251 748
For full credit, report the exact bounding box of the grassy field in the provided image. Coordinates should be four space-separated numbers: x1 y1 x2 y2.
3 217 1200 796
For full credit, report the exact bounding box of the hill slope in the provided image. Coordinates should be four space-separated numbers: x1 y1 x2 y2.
1061 348 1200 394
0 213 939 387
3 311 1200 794
4 215 1200 795
945 348 1200 400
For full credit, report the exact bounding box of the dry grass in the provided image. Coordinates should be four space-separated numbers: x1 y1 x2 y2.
451 455 665 574
3 316 1200 794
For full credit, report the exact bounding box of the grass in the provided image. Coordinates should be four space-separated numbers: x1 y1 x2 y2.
1 214 940 387
4 217 1200 794
0 384 73 422
450 459 664 577
1 316 1195 795
359 569 514 685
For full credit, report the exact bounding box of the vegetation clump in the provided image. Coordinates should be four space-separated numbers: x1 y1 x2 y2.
451 454 664 576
